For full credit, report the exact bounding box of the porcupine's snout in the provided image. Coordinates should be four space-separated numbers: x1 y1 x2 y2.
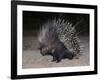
40 47 47 56
38 43 50 56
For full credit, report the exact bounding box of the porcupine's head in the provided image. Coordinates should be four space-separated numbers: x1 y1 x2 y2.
38 43 50 56
38 21 59 56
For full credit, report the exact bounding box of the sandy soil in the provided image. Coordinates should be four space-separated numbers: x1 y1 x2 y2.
22 36 89 69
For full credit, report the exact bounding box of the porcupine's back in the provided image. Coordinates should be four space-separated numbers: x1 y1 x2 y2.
53 18 81 55
38 18 81 55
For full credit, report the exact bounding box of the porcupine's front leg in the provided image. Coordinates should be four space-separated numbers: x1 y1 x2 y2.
51 51 57 62
55 50 64 63
56 55 63 63
52 56 56 62
51 50 62 63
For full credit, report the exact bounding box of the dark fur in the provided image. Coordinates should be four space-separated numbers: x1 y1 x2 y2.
38 41 75 63
51 41 74 63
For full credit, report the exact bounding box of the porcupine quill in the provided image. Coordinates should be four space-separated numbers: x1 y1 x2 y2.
38 18 83 63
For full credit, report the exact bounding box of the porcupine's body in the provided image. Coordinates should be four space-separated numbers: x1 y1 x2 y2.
50 41 75 62
38 18 80 63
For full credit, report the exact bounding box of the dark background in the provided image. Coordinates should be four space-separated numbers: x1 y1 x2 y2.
23 11 89 36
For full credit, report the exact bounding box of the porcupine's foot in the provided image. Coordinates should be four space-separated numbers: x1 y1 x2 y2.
68 57 73 60
51 57 56 62
56 56 62 63
56 60 61 63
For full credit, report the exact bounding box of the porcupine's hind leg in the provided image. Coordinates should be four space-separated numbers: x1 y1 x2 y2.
67 52 75 60
51 51 59 62
63 49 75 60
52 48 74 62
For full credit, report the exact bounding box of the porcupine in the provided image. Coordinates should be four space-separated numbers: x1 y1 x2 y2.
38 18 81 63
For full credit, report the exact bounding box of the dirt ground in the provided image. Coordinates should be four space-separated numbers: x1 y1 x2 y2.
22 36 89 69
